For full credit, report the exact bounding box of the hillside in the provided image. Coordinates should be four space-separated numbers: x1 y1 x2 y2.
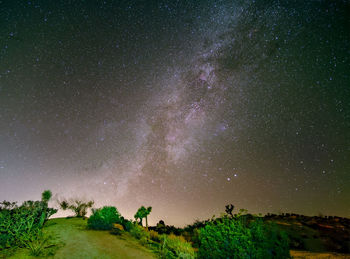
1 218 155 259
264 214 350 254
2 214 350 258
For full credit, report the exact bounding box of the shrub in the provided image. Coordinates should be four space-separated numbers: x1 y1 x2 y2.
122 220 134 232
59 199 94 218
167 234 195 259
87 206 121 230
129 224 150 240
111 223 124 235
0 192 57 249
160 234 195 259
198 217 290 259
23 231 52 257
149 230 160 242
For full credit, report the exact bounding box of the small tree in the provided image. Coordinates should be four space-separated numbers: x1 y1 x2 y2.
59 200 69 210
225 204 234 218
59 198 94 219
41 190 52 203
134 209 143 226
134 206 152 229
39 190 56 225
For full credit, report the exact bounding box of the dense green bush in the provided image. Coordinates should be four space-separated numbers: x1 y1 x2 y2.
198 217 290 259
0 191 57 250
87 206 121 230
129 224 150 240
160 234 195 259
121 219 134 232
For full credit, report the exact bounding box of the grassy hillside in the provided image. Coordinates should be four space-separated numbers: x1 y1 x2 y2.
1 217 155 259
1 211 349 258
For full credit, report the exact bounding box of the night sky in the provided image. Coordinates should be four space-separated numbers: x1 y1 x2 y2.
1 0 349 226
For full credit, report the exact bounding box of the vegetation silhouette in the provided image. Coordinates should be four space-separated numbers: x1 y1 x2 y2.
225 204 235 218
2 194 350 258
134 206 152 229
58 198 94 219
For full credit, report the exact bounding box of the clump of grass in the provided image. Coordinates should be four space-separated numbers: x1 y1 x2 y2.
24 231 57 257
130 224 150 240
163 234 195 259
149 230 160 242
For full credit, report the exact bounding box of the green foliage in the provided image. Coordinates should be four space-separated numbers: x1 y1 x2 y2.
59 200 69 210
23 231 55 257
87 206 121 230
134 206 152 227
198 217 290 259
149 230 161 242
0 190 57 250
160 234 195 259
121 219 134 232
129 224 150 240
158 235 174 259
41 190 52 203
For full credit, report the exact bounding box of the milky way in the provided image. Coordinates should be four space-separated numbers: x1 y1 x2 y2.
0 0 349 226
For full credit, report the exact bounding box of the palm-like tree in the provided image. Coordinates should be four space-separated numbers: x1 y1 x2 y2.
134 209 143 226
144 206 152 229
225 204 234 218
59 200 69 210
41 190 52 203
134 206 152 229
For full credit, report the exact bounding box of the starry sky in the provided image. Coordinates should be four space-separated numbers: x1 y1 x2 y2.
0 0 349 226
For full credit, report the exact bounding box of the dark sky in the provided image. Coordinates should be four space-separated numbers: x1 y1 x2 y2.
1 0 349 226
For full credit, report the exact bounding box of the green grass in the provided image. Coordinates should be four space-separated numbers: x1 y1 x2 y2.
0 217 155 258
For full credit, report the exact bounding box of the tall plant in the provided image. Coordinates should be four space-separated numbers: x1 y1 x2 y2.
134 206 152 229
0 190 57 249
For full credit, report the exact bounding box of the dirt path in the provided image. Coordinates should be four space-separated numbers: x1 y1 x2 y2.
44 218 156 259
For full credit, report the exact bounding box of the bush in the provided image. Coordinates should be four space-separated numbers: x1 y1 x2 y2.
23 231 56 257
166 234 195 259
159 234 195 259
59 199 94 218
122 220 134 232
149 230 160 242
198 217 290 259
0 195 57 249
87 206 121 230
129 224 150 240
111 223 124 235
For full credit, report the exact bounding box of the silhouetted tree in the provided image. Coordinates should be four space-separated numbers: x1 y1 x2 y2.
144 206 152 229
41 190 52 203
59 198 94 219
134 208 144 226
134 206 152 229
156 220 166 234
225 204 235 218
60 200 69 210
